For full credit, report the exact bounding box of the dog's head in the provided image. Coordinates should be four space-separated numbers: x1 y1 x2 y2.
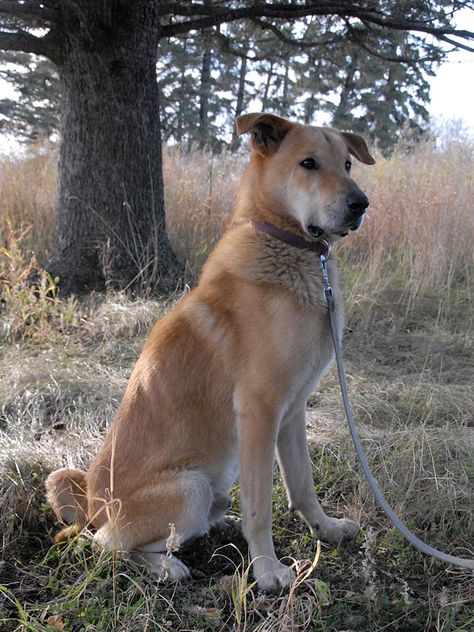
236 113 375 241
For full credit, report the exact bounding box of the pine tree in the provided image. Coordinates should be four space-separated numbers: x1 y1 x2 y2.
0 1 471 294
0 51 60 142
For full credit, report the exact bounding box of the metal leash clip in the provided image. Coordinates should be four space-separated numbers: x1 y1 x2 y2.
317 238 332 263
319 254 334 302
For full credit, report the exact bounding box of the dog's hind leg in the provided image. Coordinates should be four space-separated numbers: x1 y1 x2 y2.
93 530 191 581
277 406 359 544
92 469 214 581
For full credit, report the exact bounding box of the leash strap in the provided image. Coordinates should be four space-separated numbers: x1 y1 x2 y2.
319 255 474 571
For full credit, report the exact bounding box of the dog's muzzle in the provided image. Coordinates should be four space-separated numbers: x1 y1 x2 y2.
346 191 369 232
350 214 365 231
347 192 369 216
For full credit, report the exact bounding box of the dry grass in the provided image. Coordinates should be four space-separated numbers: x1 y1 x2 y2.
2 130 473 300
1 130 474 630
348 137 474 292
0 145 56 261
163 145 240 280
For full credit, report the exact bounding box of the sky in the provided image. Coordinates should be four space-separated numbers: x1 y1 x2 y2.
428 9 474 132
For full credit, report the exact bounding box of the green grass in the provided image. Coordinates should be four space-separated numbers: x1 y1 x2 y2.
1 448 472 631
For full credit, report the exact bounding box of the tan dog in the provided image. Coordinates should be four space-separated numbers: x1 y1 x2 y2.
46 113 375 591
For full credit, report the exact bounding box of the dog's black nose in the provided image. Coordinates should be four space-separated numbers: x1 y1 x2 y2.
346 193 369 217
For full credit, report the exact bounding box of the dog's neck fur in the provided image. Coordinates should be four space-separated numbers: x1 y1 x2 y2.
201 152 343 312
233 156 309 241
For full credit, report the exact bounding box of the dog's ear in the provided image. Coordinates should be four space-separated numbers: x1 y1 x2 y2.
339 131 376 165
236 113 294 156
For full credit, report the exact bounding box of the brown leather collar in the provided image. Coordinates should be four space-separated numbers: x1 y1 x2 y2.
250 220 331 260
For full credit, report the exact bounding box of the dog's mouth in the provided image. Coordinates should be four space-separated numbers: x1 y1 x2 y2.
307 225 324 239
308 224 346 240
308 218 363 241
334 225 357 237
349 214 365 232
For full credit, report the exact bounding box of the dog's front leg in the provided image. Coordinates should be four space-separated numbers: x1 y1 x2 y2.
277 406 359 544
235 391 295 591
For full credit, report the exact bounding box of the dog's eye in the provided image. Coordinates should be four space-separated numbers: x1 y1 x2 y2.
345 160 352 172
300 158 319 170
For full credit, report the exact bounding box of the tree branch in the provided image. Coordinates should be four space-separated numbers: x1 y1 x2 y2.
0 28 45 53
355 41 444 66
157 2 340 19
250 17 338 50
437 34 474 54
159 2 474 52
210 25 338 61
209 13 463 64
352 38 444 65
0 0 57 22
160 3 353 37
212 31 269 62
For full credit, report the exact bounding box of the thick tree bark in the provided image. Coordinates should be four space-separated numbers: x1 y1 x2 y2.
47 2 182 295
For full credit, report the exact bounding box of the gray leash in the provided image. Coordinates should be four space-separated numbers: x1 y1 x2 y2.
319 255 474 571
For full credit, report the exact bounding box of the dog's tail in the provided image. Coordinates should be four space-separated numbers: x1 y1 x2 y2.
45 468 89 543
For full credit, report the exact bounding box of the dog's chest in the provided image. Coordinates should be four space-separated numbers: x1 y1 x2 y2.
295 309 339 391
263 289 343 413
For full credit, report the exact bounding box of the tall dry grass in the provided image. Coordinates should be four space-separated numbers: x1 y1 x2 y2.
347 136 474 302
0 145 57 261
1 130 473 303
163 145 240 278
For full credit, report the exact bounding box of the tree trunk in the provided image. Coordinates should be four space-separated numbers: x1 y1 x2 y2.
261 62 274 112
303 89 316 124
176 47 188 143
332 52 358 130
281 58 290 111
376 65 400 152
230 51 248 151
47 2 182 295
198 31 212 149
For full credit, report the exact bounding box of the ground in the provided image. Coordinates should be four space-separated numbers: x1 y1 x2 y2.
1 138 473 630
0 281 473 632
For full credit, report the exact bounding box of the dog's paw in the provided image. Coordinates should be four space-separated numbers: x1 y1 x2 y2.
253 558 295 592
214 515 242 532
158 554 191 581
315 517 359 545
131 551 191 582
